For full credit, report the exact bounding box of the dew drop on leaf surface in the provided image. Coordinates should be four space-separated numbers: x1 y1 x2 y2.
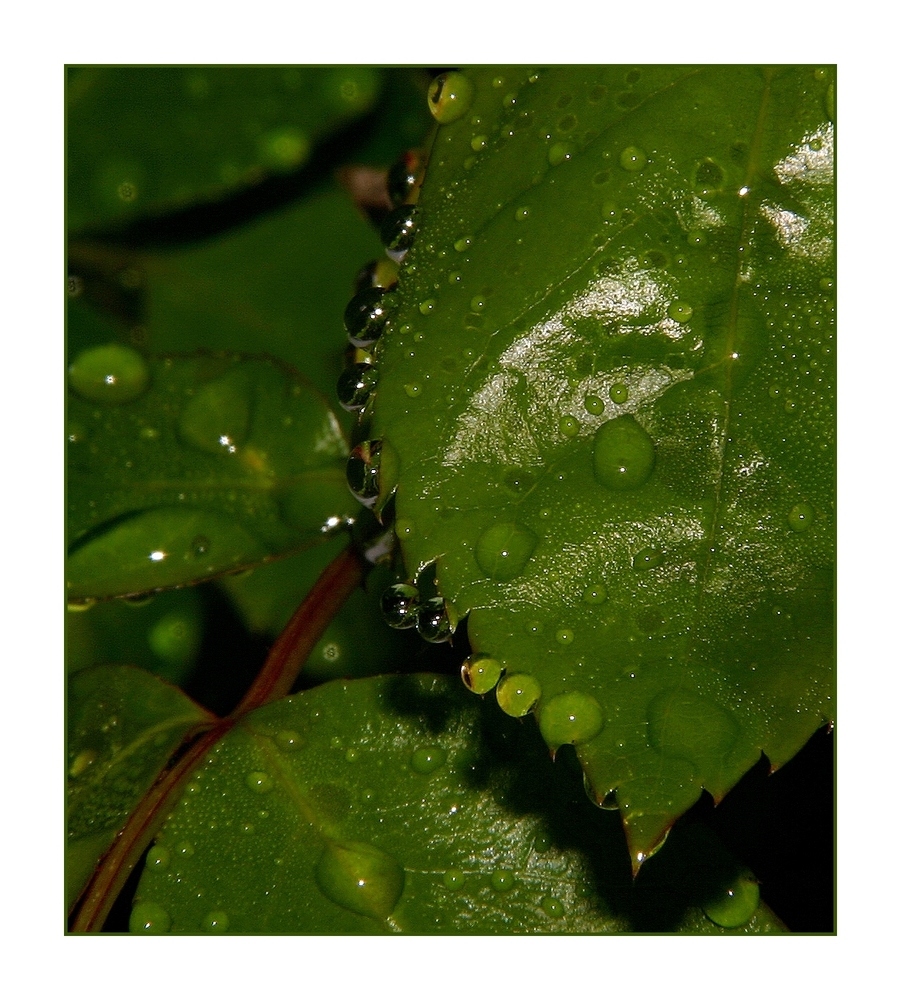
314 840 405 920
475 522 538 581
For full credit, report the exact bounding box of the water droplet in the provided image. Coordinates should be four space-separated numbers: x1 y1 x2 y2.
582 582 608 604
555 627 575 645
129 901 172 934
404 382 422 398
344 287 390 348
314 840 405 920
145 845 170 870
593 415 656 490
443 868 466 889
200 910 230 933
380 582 420 629
647 687 738 764
693 157 725 195
337 362 379 412
410 746 447 774
416 596 454 643
475 522 538 581
419 298 437 315
245 771 274 794
387 148 426 206
68 344 150 404
178 371 250 455
532 830 552 852
470 134 488 152
380 205 419 261
608 382 629 404
541 896 565 918
174 840 194 856
787 502 814 532
632 546 663 570
768 384 782 400
620 146 647 171
668 300 693 323
346 440 382 507
454 236 472 253
496 673 542 717
538 691 604 747
275 730 302 751
515 206 531 222
491 869 515 892
559 415 579 437
584 393 605 415
428 71 475 124
703 874 760 928
548 141 576 166
461 654 503 694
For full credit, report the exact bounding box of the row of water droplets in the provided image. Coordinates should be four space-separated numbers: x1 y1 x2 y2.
337 75 479 644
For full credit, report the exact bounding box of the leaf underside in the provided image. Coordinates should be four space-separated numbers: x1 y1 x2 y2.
368 66 835 864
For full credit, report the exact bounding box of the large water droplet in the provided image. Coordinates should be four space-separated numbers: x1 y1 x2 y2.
491 869 515 892
314 840 405 920
787 502 814 532
541 896 565 918
496 673 542 717
178 371 250 455
548 141 577 166
475 522 538 581
416 596 454 643
703 874 760 928
647 687 738 765
538 691 604 748
410 745 447 774
427 71 475 124
380 582 420 629
344 287 390 348
336 363 379 412
620 146 647 171
461 654 503 694
346 440 382 507
69 344 150 404
387 148 426 206
443 868 466 890
632 546 663 570
245 771 274 794
129 901 172 934
593 415 656 490
380 205 419 262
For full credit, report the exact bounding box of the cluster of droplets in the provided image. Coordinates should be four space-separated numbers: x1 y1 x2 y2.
380 581 454 643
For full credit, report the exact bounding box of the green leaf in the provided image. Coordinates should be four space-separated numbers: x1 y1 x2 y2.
66 665 213 909
67 351 354 600
66 587 205 686
139 185 384 406
129 674 781 933
67 66 382 232
366 66 835 864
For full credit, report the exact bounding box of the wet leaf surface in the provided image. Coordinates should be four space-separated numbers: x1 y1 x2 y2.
66 665 213 909
67 352 354 599
366 66 835 864
130 674 782 933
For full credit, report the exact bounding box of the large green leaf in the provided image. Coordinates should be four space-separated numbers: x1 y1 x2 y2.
129 674 780 933
365 66 835 864
66 665 213 909
67 350 354 600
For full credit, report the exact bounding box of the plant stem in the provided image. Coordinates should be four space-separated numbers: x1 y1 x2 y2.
229 542 368 717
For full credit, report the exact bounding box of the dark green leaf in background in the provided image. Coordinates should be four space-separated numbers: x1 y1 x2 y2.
367 66 835 864
67 66 383 232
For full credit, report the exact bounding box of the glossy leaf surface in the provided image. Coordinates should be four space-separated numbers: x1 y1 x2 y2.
130 675 781 933
66 665 213 908
368 66 835 863
67 352 353 599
